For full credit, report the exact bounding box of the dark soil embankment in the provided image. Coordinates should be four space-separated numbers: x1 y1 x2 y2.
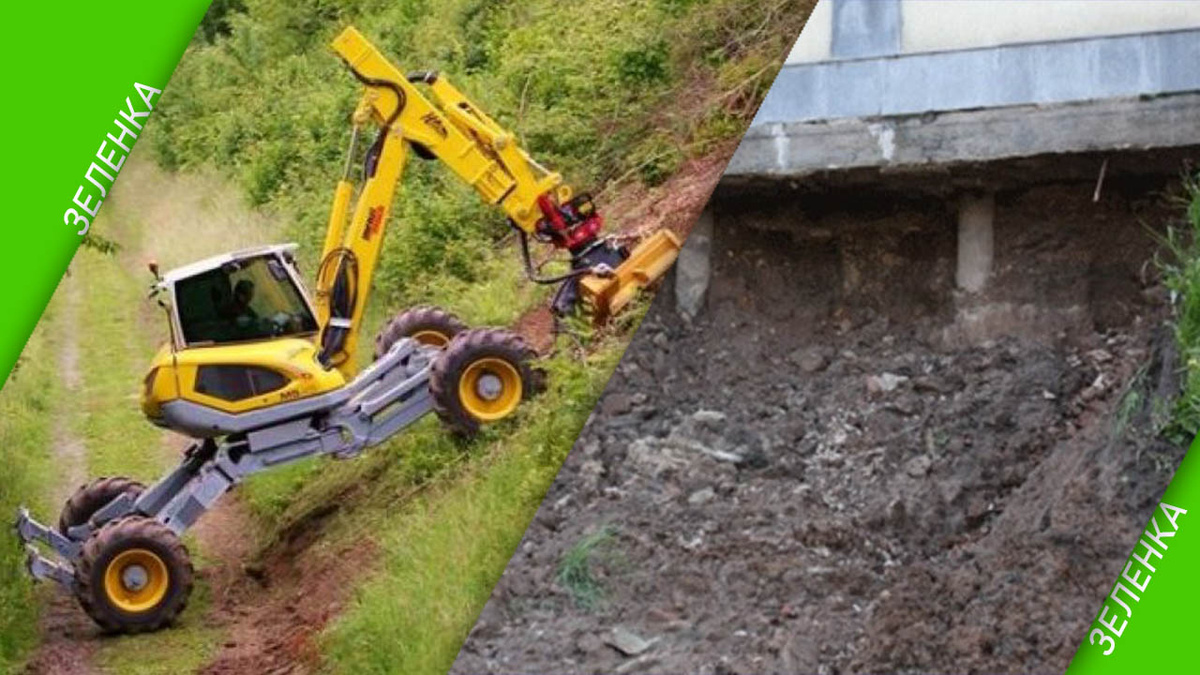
452 178 1187 674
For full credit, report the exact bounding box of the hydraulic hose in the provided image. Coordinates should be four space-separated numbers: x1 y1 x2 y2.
317 248 359 367
516 229 610 285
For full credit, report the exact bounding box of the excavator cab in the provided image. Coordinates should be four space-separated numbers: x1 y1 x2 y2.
171 250 317 347
140 244 347 434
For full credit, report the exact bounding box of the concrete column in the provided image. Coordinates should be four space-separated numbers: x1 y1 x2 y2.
675 207 713 321
956 193 995 293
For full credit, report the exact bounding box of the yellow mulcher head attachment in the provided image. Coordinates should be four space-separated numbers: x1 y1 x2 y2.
578 229 682 322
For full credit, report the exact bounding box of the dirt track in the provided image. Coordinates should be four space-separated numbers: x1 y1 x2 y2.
452 178 1188 674
23 274 99 675
16 159 353 675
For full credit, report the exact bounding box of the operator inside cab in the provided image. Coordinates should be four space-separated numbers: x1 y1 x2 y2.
221 279 260 335
174 254 319 347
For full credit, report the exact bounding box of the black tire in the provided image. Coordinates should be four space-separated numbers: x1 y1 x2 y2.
58 477 146 535
75 516 194 634
374 305 468 359
430 328 537 436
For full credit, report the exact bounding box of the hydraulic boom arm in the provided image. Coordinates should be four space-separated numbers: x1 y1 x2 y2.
316 27 679 377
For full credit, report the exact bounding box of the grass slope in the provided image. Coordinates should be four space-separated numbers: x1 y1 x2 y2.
320 331 631 673
71 181 227 675
0 158 287 673
0 304 58 671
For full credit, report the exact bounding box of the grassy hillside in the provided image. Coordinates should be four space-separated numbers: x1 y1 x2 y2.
150 0 809 308
1162 174 1200 441
143 1 811 672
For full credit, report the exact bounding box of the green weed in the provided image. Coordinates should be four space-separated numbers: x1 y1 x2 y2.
1156 173 1200 442
558 526 619 611
1112 362 1149 441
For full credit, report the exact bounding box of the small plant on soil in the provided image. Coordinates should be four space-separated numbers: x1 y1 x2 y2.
557 526 619 611
1112 362 1149 441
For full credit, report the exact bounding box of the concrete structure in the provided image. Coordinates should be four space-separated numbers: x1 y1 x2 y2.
731 1 1200 179
695 0 1200 320
956 193 994 294
788 0 1200 64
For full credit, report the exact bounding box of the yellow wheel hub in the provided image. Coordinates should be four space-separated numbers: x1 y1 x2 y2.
103 548 169 613
412 330 450 348
458 357 522 421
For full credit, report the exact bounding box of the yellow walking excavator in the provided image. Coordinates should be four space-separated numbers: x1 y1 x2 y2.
15 27 679 633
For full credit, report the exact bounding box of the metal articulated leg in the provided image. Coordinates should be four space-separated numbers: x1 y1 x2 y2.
25 546 76 589
15 507 79 590
152 461 238 536
14 338 441 591
15 507 80 561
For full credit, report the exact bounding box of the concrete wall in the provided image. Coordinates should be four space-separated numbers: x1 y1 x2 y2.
744 1 1200 179
786 0 833 64
903 0 1200 55
787 0 1200 64
718 0 1200 337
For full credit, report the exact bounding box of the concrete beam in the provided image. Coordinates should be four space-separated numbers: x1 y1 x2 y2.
726 92 1200 180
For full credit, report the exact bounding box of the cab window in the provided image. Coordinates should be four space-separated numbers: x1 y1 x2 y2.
175 256 318 345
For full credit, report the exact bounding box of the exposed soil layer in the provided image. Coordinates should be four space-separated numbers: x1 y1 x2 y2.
21 592 100 675
604 151 733 241
453 177 1188 674
197 486 381 675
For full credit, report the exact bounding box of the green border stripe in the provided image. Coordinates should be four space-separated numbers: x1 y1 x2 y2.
1067 437 1196 672
0 2 211 385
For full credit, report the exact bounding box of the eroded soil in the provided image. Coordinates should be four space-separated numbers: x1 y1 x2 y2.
196 496 378 675
452 180 1188 674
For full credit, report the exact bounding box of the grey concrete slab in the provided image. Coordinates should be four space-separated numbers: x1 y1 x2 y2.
752 28 1200 125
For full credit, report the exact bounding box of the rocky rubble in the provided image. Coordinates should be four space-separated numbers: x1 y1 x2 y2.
454 297 1182 674
452 183 1186 674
